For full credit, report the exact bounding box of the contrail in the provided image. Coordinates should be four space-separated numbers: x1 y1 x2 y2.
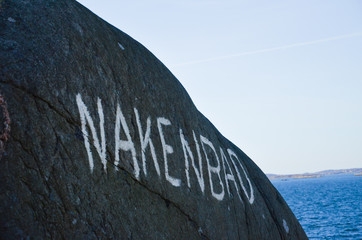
173 32 362 67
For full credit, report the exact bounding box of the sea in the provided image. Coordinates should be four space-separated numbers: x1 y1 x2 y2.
271 174 362 239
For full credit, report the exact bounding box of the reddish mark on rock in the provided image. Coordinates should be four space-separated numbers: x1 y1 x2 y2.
0 93 11 159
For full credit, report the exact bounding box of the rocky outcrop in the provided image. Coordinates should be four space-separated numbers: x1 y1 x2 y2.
0 0 308 239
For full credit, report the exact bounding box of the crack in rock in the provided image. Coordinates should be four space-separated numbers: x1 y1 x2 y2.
0 93 11 160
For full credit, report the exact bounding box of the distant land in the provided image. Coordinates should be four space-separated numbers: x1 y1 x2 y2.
267 168 362 180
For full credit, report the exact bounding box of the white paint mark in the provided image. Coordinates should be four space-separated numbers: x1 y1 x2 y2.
134 108 160 177
76 94 107 172
228 149 255 204
157 117 181 187
262 214 265 219
180 129 205 193
220 148 242 201
118 42 125 50
7 17 16 23
115 104 139 179
283 219 289 233
198 227 203 234
200 135 225 201
73 23 83 36
75 94 258 205
72 219 77 225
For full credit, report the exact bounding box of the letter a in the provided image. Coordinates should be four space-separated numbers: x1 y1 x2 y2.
115 104 140 180
228 149 255 204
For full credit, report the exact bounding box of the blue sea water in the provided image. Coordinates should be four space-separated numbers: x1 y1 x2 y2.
272 174 362 239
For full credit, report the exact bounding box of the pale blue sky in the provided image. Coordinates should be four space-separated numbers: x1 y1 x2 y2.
77 0 362 174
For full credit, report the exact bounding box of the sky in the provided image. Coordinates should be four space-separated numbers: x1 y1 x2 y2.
76 0 362 174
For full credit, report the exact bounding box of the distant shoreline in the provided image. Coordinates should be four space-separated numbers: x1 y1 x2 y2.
267 168 362 180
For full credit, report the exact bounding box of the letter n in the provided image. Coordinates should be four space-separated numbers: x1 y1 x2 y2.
76 94 107 173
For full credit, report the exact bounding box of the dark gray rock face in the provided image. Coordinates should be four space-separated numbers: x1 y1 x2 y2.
0 0 308 239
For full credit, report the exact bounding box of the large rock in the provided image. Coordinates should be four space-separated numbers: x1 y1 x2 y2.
0 0 308 239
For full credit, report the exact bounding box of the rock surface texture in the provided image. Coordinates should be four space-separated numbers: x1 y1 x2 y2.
0 0 308 239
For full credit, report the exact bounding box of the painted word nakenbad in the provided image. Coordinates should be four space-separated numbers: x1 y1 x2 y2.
76 94 255 204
